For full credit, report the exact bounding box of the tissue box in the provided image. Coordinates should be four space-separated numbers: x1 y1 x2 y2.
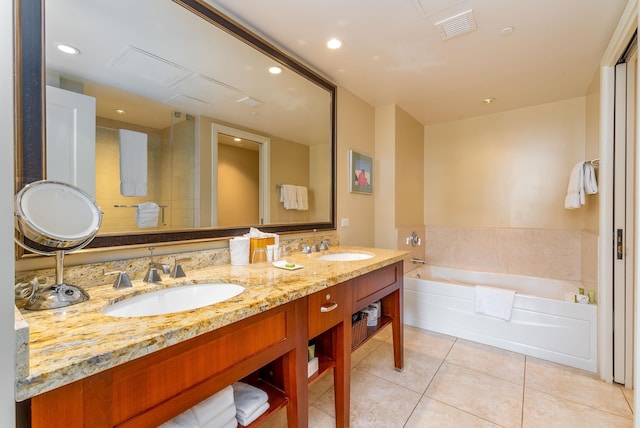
308 357 319 377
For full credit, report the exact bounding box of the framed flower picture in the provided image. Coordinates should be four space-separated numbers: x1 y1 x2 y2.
349 150 373 194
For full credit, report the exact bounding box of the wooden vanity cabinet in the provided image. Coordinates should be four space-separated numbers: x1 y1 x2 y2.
352 262 404 370
24 261 404 428
28 299 308 428
307 282 351 428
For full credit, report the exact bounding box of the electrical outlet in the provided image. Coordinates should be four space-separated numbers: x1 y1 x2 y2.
341 218 350 227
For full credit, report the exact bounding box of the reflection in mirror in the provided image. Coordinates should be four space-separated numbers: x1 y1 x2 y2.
16 0 336 249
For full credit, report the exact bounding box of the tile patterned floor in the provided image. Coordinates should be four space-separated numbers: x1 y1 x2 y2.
262 325 635 427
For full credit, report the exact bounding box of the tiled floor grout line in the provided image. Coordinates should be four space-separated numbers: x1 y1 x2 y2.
520 355 528 428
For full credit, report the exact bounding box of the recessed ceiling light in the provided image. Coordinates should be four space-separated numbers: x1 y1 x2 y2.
234 137 241 142
327 38 342 49
268 66 282 74
483 98 496 104
56 43 80 55
114 109 126 114
500 26 515 36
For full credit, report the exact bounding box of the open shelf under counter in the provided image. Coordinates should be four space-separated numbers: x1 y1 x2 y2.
307 354 335 386
352 314 393 352
238 379 288 428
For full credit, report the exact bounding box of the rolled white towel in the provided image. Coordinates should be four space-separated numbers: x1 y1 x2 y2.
233 382 268 422
217 418 238 428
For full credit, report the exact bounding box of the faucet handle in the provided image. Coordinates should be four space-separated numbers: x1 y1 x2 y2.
104 270 133 289
143 267 162 283
319 240 330 251
171 257 191 278
302 244 311 254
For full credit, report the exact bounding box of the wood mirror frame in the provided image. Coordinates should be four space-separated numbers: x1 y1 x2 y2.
15 0 336 252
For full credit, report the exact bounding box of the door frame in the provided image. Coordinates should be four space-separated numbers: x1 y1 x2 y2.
598 0 638 385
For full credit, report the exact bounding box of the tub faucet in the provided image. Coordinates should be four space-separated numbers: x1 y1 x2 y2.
411 258 426 264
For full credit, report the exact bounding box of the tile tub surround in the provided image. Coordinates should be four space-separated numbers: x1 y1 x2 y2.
14 246 406 401
425 226 587 283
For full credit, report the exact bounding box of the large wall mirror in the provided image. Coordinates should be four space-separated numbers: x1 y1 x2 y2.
16 0 336 252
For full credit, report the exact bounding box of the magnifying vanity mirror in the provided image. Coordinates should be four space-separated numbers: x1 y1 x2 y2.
15 0 336 253
14 181 102 309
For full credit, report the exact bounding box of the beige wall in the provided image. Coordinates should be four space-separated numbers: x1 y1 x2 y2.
218 144 259 226
425 97 588 229
395 106 424 227
94 118 164 232
374 105 397 249
309 144 331 222
270 137 310 224
337 87 376 246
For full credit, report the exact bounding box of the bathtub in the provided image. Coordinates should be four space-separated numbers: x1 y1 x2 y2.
404 265 597 372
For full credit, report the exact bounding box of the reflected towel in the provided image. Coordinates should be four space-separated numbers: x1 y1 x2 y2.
235 401 269 427
564 161 585 209
119 129 148 196
584 163 598 195
233 382 268 423
280 184 298 209
193 385 235 425
475 285 516 321
135 202 159 228
296 185 308 211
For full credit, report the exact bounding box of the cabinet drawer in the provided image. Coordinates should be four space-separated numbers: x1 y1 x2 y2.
353 263 400 310
308 284 345 338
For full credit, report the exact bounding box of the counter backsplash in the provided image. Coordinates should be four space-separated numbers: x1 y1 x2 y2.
15 234 340 299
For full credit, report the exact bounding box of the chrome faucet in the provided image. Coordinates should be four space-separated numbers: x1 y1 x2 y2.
319 239 330 251
411 258 426 264
104 270 132 289
144 247 171 283
170 257 191 278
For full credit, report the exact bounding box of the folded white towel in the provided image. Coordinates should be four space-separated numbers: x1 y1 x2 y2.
193 385 235 425
119 129 148 197
235 401 269 426
201 404 236 428
584 163 598 195
564 161 585 209
296 186 308 211
280 184 298 210
158 408 198 428
217 418 238 428
233 382 268 422
475 285 516 321
135 202 159 228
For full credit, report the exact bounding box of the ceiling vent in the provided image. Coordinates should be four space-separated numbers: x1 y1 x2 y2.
435 9 477 40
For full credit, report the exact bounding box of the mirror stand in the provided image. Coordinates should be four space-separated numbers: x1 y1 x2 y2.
27 250 90 310
14 180 102 310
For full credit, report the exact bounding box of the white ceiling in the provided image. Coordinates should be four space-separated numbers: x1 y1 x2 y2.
209 0 629 125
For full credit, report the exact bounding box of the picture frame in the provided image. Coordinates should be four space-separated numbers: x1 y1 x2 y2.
349 150 373 194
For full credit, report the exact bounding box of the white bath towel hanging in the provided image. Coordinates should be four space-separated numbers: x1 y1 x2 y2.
280 184 298 209
564 161 585 209
475 285 516 321
296 185 308 210
135 202 159 228
584 163 598 195
119 129 148 197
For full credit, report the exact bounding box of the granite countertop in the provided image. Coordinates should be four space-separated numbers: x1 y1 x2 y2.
15 246 407 401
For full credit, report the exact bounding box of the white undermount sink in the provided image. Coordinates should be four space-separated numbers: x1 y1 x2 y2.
318 252 374 262
103 283 245 317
